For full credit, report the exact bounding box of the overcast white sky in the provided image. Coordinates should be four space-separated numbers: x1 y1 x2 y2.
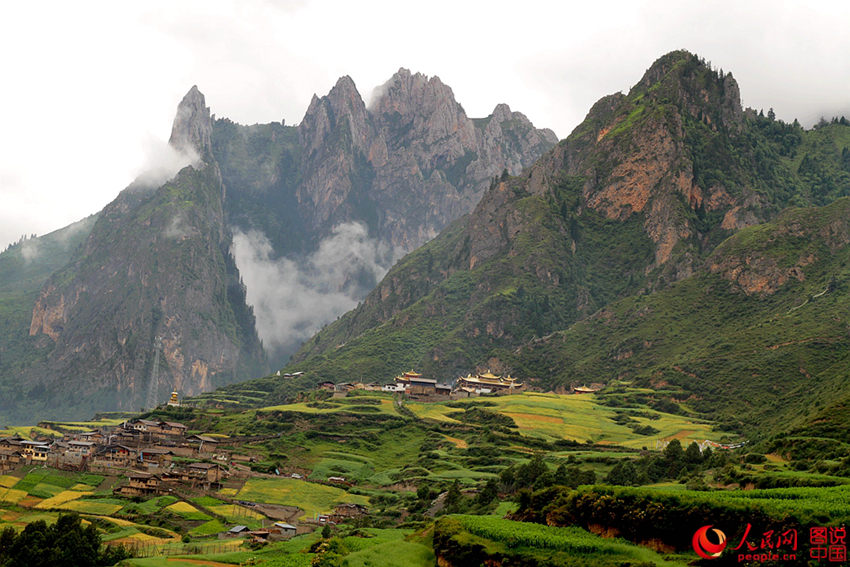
1 0 848 250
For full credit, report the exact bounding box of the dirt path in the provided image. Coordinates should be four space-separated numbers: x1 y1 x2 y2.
166 559 236 566
252 502 303 523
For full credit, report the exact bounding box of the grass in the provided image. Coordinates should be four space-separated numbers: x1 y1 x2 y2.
441 515 688 566
120 560 237 567
191 495 224 507
120 495 177 515
236 478 369 518
121 533 319 566
28 482 65 499
341 529 435 567
492 500 518 516
582 483 850 526
260 397 399 417
188 518 227 536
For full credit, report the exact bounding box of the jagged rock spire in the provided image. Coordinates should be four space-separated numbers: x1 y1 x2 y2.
169 85 212 157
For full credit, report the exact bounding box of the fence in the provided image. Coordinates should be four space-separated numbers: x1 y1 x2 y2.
106 538 245 558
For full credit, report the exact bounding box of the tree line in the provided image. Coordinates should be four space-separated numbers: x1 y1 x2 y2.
0 513 130 567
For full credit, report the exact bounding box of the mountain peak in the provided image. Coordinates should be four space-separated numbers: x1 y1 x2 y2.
299 75 370 159
370 68 462 133
169 85 212 158
632 50 743 129
303 75 366 119
491 103 513 122
331 75 358 96
636 49 695 87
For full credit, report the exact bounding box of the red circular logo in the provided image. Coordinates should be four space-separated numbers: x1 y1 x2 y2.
693 525 727 559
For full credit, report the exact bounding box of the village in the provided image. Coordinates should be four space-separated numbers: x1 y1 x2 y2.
315 370 533 399
0 370 535 476
0 369 605 549
308 369 604 400
0 390 369 545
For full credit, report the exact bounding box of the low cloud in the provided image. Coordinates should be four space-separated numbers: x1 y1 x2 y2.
231 222 398 360
365 80 391 111
20 238 39 262
10 214 95 264
164 213 191 239
131 136 200 191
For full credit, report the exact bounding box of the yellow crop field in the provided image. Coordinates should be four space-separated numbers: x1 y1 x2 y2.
0 475 19 488
165 501 212 521
217 487 237 496
0 426 61 439
56 500 123 515
93 515 137 527
0 489 27 504
208 504 265 521
422 392 721 448
109 531 176 546
165 501 200 514
70 483 95 491
405 403 460 423
36 490 90 509
129 531 175 544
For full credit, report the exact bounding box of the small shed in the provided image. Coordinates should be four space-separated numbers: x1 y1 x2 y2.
221 525 251 539
271 522 297 540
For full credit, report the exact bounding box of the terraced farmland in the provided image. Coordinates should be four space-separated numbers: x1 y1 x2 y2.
408 392 721 448
236 477 369 517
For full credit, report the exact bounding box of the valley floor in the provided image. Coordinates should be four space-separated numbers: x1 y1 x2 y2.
2 388 848 565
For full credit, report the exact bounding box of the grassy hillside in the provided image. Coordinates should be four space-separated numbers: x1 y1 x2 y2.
508 198 850 437
434 514 689 567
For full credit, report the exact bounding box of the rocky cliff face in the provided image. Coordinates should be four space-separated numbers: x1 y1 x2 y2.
27 89 265 415
520 50 762 283
219 70 556 257
13 71 555 419
214 70 556 362
291 68 557 251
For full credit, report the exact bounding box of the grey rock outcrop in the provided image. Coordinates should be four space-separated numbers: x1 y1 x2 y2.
169 85 213 158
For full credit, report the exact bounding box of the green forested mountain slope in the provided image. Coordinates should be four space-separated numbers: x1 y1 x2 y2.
508 197 850 435
0 216 97 413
